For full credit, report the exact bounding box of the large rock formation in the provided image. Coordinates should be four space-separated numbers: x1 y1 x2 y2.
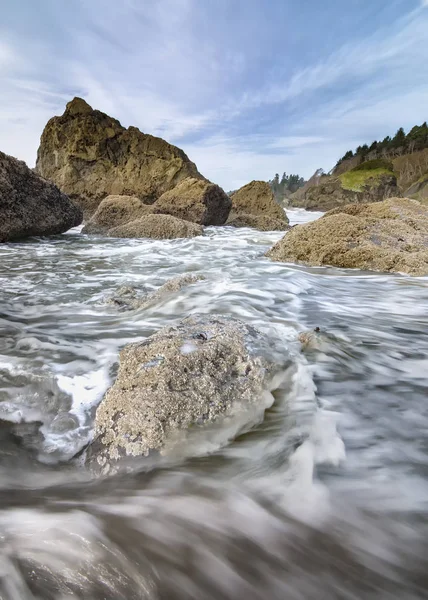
87 315 289 474
108 213 203 240
0 150 82 242
154 177 231 226
266 197 428 276
289 160 399 211
228 181 289 228
35 97 205 218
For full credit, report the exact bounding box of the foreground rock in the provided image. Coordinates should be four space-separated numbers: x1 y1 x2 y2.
227 214 289 231
87 315 288 474
82 195 154 234
228 181 289 228
266 197 428 276
36 97 205 217
0 150 82 242
105 274 205 310
108 213 203 239
154 177 231 225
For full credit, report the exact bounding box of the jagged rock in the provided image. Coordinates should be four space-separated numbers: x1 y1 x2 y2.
35 97 205 218
266 197 428 276
86 315 290 474
108 213 203 239
0 150 82 242
82 195 154 234
229 181 288 226
154 177 231 226
227 213 289 232
105 274 205 310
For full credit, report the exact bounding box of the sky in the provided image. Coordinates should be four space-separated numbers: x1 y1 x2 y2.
1 0 427 190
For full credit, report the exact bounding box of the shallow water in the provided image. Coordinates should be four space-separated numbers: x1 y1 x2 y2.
1 208 428 599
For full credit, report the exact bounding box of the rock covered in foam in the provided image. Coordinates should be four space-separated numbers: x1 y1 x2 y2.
105 274 205 310
86 315 290 474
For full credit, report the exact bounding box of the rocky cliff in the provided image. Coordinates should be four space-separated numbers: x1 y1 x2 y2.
289 160 399 211
36 97 205 218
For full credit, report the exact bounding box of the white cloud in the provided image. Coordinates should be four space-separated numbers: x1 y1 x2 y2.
0 0 427 187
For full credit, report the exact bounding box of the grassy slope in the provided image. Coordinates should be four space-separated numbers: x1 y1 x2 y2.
339 167 393 192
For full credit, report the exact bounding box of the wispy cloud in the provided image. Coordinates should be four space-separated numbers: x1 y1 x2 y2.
0 0 426 188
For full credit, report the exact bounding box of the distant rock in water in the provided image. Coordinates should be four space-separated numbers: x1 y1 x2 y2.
266 197 428 276
0 150 82 242
228 181 289 230
35 97 205 218
105 274 205 310
83 195 204 239
227 213 289 232
86 315 289 475
108 213 203 240
154 177 231 226
82 195 155 235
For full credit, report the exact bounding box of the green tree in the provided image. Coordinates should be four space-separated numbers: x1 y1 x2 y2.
392 127 406 148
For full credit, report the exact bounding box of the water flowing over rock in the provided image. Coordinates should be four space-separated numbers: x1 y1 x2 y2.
0 150 82 242
105 274 205 310
87 315 289 474
35 97 205 218
228 180 289 229
154 177 231 225
108 213 203 239
266 197 428 276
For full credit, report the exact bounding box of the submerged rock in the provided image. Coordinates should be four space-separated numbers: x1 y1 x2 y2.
82 195 154 234
87 315 288 474
0 150 82 242
227 213 289 232
108 213 203 239
35 97 205 218
154 177 231 225
266 197 428 276
228 181 289 228
105 274 205 310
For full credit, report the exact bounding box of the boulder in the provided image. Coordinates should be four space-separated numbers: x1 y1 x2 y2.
266 197 428 276
229 181 288 224
227 213 289 232
153 177 231 226
0 150 82 242
35 97 205 218
82 195 154 234
108 213 203 240
87 315 289 474
105 274 205 310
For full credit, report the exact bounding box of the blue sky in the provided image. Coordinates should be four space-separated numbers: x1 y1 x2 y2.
1 0 427 190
